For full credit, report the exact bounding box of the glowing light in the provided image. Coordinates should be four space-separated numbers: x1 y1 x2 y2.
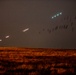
22 28 29 32
52 17 54 19
56 14 59 16
51 12 62 19
60 12 62 15
54 15 56 17
0 39 2 41
5 35 9 38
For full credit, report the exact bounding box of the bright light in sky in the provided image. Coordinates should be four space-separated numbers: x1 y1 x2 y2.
54 15 56 17
51 12 62 19
22 28 29 32
60 12 62 15
0 39 2 41
52 17 54 19
57 14 59 16
5 35 10 38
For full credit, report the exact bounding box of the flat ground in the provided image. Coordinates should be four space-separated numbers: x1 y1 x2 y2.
0 47 76 75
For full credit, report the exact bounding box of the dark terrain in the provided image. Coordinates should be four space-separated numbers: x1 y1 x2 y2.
0 47 76 75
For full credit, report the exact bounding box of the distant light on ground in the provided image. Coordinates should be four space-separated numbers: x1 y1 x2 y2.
22 28 29 32
5 35 10 38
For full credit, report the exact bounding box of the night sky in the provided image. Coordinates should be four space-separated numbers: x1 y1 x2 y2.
0 0 76 49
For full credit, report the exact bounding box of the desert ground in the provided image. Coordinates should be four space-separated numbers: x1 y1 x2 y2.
0 47 76 75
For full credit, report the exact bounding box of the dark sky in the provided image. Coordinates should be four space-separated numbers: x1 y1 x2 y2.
0 0 76 49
